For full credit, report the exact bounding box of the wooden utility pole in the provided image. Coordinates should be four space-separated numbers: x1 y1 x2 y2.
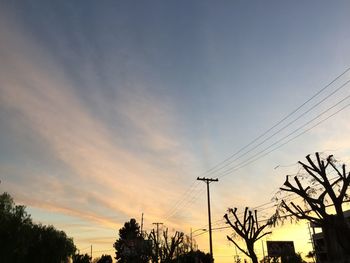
197 177 218 262
140 213 144 236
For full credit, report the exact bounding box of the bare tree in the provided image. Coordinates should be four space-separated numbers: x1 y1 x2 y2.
224 207 272 263
147 228 184 263
147 230 158 263
160 228 184 263
276 152 350 262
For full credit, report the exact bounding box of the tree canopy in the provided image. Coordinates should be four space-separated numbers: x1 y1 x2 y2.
73 253 91 263
0 192 76 263
96 254 113 263
114 218 151 263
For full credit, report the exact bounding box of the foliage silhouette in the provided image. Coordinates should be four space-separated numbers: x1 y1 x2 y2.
174 250 212 263
260 253 306 263
0 192 76 263
72 253 91 263
114 218 151 263
96 254 113 263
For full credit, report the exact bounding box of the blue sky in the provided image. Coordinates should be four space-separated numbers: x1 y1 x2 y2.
1 0 350 260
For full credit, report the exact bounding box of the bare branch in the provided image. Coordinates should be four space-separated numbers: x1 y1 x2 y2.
226 235 250 258
224 207 272 263
255 231 272 241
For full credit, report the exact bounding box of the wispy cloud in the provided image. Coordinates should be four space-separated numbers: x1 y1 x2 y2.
0 11 199 232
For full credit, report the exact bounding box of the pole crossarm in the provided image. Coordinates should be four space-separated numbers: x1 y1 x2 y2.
197 177 219 183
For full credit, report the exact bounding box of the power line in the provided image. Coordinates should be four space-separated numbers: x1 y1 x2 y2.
196 200 350 235
201 67 350 178
202 173 341 230
206 79 350 178
166 187 206 220
216 89 350 179
192 92 350 231
164 182 205 221
161 67 350 227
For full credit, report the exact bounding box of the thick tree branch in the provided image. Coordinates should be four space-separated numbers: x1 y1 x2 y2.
281 200 322 225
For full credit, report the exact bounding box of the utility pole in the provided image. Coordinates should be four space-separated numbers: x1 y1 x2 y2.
153 222 163 262
90 245 92 260
197 177 218 262
140 213 144 236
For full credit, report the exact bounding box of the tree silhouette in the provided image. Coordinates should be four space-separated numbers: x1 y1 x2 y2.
224 207 272 263
148 229 158 263
0 192 76 263
114 218 151 263
96 254 113 263
275 152 350 262
148 228 191 263
159 228 184 262
72 253 91 263
260 253 306 263
174 250 212 263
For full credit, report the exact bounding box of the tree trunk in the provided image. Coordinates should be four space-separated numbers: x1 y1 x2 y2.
334 217 350 257
323 219 350 263
247 243 258 263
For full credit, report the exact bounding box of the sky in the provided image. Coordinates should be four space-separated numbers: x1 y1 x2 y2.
1 0 350 261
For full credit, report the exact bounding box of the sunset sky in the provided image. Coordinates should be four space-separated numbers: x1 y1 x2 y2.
1 1 350 261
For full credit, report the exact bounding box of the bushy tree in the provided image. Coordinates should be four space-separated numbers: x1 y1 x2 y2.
114 218 151 263
0 192 76 263
0 192 32 262
96 254 113 263
28 224 76 262
72 253 91 263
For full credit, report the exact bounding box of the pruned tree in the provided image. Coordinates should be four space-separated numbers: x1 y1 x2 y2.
160 228 184 262
147 229 158 263
224 207 272 263
147 227 184 263
276 152 350 262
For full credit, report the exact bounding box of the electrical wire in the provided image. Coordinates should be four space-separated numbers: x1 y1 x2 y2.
201 68 350 177
161 67 350 227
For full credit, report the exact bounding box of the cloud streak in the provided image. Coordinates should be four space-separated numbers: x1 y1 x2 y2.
0 11 200 234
